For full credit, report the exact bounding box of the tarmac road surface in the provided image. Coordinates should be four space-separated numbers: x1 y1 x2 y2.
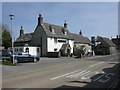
2 54 120 89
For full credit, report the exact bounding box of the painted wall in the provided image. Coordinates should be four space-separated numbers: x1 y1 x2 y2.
68 39 74 54
8 46 40 57
110 47 116 54
47 37 74 54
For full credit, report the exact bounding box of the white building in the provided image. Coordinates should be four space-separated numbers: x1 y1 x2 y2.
14 14 74 57
14 14 91 57
8 46 40 56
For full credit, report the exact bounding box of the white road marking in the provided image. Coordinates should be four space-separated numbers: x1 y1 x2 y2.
50 70 82 80
74 71 91 79
89 62 104 67
51 69 100 81
67 70 87 78
80 71 99 80
108 58 114 61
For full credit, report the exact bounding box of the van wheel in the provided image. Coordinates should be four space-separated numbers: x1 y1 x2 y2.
34 58 37 62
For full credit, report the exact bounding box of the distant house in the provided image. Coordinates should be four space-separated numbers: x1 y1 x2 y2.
13 27 39 56
112 35 120 52
70 32 92 57
14 26 33 46
96 36 116 55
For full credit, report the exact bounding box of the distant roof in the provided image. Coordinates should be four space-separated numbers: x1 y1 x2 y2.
70 33 91 44
41 22 73 39
112 38 120 45
15 33 34 42
99 37 116 47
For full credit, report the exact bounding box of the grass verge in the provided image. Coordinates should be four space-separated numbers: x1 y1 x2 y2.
2 61 16 66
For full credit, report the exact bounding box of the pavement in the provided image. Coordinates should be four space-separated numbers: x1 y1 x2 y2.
1 54 120 89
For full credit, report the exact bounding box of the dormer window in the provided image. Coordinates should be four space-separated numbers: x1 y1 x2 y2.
62 29 65 34
49 26 55 34
62 29 67 35
49 26 52 32
65 31 67 35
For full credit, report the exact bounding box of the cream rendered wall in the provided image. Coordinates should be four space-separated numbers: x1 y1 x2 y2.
23 47 37 56
68 40 74 54
13 46 40 56
47 37 55 52
47 37 74 53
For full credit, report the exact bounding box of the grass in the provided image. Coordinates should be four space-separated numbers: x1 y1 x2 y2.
0 60 2 65
2 60 16 66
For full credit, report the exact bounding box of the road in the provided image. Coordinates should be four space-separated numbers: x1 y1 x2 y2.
2 54 120 89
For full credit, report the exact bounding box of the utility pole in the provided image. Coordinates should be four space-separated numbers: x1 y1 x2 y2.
91 36 95 56
9 14 15 64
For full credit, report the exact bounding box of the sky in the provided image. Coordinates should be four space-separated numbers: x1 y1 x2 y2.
2 2 118 40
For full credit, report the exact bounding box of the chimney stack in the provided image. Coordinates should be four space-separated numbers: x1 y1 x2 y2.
117 35 118 38
38 14 43 25
20 26 24 36
64 20 67 28
79 30 82 35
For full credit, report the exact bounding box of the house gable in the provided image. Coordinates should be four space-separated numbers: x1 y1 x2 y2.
30 25 47 46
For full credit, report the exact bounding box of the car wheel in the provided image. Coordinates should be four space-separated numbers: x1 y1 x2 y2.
14 59 18 64
34 58 37 62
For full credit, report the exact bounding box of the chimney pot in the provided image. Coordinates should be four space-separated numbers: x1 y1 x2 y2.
20 26 24 36
64 20 67 28
38 14 43 25
79 30 82 35
117 35 118 38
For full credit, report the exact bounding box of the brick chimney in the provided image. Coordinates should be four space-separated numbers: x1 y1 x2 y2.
64 20 67 28
79 30 82 35
38 14 43 25
117 35 118 39
20 26 24 36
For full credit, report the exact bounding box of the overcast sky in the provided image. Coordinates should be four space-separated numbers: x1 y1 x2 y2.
2 2 118 40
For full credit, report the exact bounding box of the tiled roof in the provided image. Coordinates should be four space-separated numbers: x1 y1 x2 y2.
15 22 91 45
41 22 73 39
99 37 116 47
70 33 91 44
15 33 34 42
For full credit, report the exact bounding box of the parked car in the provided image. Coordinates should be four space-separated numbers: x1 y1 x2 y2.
2 50 11 61
10 53 40 63
95 50 105 55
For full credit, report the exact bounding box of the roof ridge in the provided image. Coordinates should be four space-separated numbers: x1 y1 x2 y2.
70 32 88 38
43 22 65 28
23 32 34 35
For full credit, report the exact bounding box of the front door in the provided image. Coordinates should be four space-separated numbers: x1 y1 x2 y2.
37 47 41 57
